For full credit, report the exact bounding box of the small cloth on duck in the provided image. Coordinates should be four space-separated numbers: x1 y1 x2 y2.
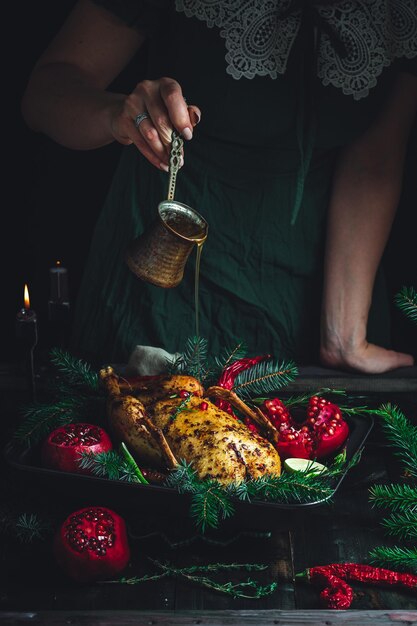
111 345 180 377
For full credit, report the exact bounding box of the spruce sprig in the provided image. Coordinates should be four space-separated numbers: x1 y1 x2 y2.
376 403 417 479
232 359 298 399
381 510 417 540
369 483 417 512
189 481 236 532
165 455 356 532
213 341 248 375
50 347 100 391
14 396 88 446
368 401 416 571
15 513 51 543
394 286 417 325
78 450 142 483
369 546 417 572
169 336 210 381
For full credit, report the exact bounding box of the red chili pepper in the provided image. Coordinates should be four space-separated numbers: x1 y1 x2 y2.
297 566 353 609
296 563 417 609
313 563 417 589
216 355 270 416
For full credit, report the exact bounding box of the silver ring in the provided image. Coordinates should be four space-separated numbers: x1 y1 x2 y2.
134 112 149 128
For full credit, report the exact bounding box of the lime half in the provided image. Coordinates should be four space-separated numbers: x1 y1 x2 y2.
284 458 327 475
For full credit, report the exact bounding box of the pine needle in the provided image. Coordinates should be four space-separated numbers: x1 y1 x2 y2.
213 341 248 374
369 483 417 512
169 336 210 381
190 481 235 532
232 359 298 399
50 347 99 390
381 510 417 540
376 403 417 478
14 397 86 446
78 450 141 483
369 545 417 572
165 455 356 532
395 286 417 325
15 513 51 543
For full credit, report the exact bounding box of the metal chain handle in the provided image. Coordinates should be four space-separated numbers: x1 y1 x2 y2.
167 130 184 201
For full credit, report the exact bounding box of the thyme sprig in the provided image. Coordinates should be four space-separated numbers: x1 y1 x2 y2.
105 559 277 599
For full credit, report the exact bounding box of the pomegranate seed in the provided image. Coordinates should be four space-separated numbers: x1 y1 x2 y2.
179 390 190 398
199 402 209 411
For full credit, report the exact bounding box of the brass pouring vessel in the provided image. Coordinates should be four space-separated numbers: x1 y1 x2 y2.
126 200 208 288
125 130 208 288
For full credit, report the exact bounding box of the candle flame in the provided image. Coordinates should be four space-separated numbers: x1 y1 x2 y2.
24 284 30 309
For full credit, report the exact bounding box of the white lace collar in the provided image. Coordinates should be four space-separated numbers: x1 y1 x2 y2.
175 0 417 99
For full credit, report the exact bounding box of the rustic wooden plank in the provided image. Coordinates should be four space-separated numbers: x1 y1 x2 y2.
172 528 296 610
0 609 416 624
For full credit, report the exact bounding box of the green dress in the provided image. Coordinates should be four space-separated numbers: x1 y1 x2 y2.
71 0 417 365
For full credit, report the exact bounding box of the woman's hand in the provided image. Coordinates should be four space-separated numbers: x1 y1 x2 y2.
110 77 201 171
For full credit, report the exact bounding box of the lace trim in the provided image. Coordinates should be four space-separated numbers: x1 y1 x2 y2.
175 0 417 99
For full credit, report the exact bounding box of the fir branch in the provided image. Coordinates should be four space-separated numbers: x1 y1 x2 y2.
376 403 417 478
168 336 209 381
395 286 417 325
232 359 298 399
369 484 417 512
213 341 248 375
166 454 357 532
381 510 417 540
50 347 100 391
369 546 417 572
15 513 51 543
230 473 335 505
164 460 199 494
78 450 141 483
190 480 235 532
14 397 86 446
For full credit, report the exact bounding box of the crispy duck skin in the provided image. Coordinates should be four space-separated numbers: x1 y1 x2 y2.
118 375 204 407
100 367 281 484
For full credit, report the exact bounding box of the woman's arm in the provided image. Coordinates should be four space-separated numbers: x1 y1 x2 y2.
21 0 200 169
320 72 417 374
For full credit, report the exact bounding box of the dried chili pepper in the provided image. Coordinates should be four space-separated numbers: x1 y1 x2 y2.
296 563 417 609
216 355 270 416
296 566 354 609
310 563 417 590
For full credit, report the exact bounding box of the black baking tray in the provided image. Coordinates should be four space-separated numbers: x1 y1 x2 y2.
3 412 374 532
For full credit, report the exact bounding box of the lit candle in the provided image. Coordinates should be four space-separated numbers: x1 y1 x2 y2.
16 284 38 343
16 283 38 400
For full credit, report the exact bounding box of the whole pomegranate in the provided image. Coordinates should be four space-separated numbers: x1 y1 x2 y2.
246 396 349 460
54 506 130 583
41 423 113 474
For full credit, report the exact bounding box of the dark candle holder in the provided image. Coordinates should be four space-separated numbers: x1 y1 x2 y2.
15 307 38 402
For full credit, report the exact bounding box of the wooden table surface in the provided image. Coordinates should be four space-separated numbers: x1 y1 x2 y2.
0 366 416 625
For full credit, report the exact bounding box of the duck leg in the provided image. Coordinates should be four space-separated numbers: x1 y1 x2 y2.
205 386 280 447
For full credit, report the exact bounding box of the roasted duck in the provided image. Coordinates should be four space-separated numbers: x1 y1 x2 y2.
100 367 281 484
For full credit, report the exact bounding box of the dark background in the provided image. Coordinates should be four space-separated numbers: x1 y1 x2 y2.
3 1 417 365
